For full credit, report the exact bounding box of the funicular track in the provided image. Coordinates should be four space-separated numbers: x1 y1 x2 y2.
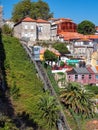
21 41 71 130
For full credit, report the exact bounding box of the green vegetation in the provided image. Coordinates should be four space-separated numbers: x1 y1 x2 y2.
60 83 96 118
12 0 53 22
46 66 60 94
60 61 65 67
2 24 12 36
52 42 70 55
85 85 98 95
44 49 58 65
2 35 57 130
38 92 59 130
77 20 96 35
2 35 98 130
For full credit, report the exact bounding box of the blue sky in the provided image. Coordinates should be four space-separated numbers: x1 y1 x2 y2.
1 0 98 25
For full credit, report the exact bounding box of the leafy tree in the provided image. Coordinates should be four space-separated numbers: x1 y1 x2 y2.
60 83 96 118
2 24 12 36
77 20 96 35
12 0 32 22
44 49 58 65
12 0 53 22
60 61 65 67
30 0 53 20
38 92 59 129
53 43 70 55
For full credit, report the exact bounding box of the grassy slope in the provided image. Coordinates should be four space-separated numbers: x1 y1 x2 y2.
2 35 47 128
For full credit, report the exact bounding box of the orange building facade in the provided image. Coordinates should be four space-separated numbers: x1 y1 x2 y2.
57 18 77 33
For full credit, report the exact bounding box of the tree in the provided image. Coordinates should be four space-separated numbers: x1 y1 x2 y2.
44 50 58 65
77 20 96 35
38 92 59 129
53 43 70 55
2 24 12 36
12 0 53 22
12 0 32 22
60 83 96 118
30 0 53 20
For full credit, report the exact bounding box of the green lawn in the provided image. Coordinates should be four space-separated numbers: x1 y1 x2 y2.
2 35 55 129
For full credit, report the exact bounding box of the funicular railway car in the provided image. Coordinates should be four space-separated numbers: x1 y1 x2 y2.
31 46 42 61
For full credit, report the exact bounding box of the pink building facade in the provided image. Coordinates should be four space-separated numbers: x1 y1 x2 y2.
67 67 97 85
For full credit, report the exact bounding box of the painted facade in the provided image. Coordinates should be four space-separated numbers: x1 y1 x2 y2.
91 51 98 66
72 39 94 59
50 18 77 41
66 67 96 85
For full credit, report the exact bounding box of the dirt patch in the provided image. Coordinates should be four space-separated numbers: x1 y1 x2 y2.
86 120 98 130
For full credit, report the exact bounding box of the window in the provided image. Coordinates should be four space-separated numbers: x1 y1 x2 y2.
24 33 28 37
82 75 84 79
30 34 33 37
31 26 34 29
75 75 78 80
83 41 89 45
38 26 43 32
24 25 28 29
68 76 70 79
89 75 91 79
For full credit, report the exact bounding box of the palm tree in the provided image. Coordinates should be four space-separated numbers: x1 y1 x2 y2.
60 83 96 118
38 92 59 129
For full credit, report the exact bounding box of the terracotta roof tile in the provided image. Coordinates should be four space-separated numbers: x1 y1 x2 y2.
59 32 84 40
58 31 98 41
22 17 36 22
36 19 50 23
88 35 98 39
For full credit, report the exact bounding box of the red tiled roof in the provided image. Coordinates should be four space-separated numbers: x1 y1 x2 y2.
36 19 50 23
40 48 61 56
58 31 98 41
22 17 36 22
88 35 98 39
59 32 84 40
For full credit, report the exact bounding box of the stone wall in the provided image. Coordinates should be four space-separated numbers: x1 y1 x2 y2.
37 23 50 40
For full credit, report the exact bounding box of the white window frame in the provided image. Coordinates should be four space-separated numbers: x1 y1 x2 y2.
24 25 28 29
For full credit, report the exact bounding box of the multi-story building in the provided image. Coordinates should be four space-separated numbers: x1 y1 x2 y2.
14 17 51 42
50 18 77 41
66 67 97 85
36 19 50 40
91 51 98 66
14 17 37 41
